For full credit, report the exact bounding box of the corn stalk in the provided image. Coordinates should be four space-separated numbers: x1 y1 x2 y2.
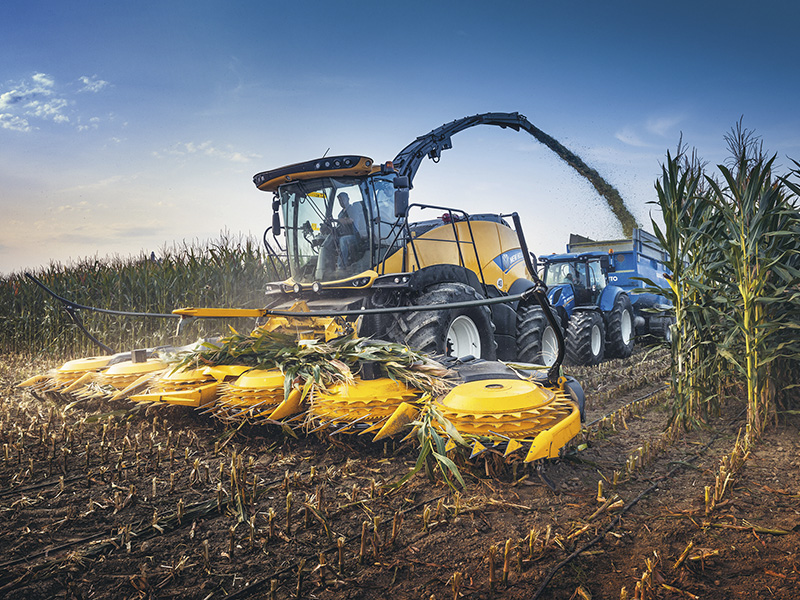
644 128 800 436
707 150 800 436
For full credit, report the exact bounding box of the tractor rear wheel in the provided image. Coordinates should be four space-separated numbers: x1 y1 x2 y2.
516 304 561 366
565 310 605 366
606 293 635 358
390 282 497 360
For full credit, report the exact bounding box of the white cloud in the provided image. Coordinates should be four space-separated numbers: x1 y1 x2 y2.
615 114 687 149
615 127 650 148
0 113 31 132
78 75 110 93
31 73 55 88
61 175 127 193
25 97 70 121
646 115 684 137
0 72 110 132
156 140 261 163
0 90 23 109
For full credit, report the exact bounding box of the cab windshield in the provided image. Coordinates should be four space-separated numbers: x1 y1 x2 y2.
280 175 402 283
544 261 587 288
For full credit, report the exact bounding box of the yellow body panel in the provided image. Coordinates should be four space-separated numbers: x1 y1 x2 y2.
203 364 252 380
232 369 285 390
130 382 220 407
379 220 531 292
268 388 304 420
56 356 112 373
432 378 581 460
372 401 420 441
310 378 421 423
105 358 169 376
440 379 556 413
523 406 581 462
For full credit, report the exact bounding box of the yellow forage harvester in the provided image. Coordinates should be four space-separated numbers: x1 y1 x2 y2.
20 112 612 473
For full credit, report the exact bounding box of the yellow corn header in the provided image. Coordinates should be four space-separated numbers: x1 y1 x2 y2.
20 314 583 464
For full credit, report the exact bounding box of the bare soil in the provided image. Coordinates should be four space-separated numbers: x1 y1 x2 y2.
0 349 798 599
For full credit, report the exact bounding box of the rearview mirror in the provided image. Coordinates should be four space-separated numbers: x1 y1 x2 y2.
394 176 409 218
272 211 281 236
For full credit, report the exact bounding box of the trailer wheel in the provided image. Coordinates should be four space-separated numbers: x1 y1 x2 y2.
606 293 635 358
662 317 675 343
390 282 497 360
648 315 675 343
516 304 560 366
565 310 605 366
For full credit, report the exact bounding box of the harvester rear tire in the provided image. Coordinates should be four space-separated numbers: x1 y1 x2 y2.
516 304 561 366
390 282 497 360
606 293 635 359
565 310 605 366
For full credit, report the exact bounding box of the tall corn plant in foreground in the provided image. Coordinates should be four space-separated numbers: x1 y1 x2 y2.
778 162 800 402
706 154 799 435
647 127 800 438
645 150 717 431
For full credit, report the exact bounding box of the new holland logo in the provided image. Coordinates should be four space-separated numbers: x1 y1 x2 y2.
493 249 524 273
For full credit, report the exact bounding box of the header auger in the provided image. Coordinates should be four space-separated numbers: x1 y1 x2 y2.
21 112 607 471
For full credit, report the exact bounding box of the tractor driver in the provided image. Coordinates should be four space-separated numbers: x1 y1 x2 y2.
335 192 367 267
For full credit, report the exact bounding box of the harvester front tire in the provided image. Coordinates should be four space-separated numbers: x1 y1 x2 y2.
391 282 497 360
565 310 605 366
606 293 635 359
516 304 561 366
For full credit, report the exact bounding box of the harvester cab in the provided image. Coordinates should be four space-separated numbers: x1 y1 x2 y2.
255 157 405 286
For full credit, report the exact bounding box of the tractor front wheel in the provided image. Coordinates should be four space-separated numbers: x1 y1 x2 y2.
565 310 605 366
390 282 497 360
516 304 561 366
606 293 635 358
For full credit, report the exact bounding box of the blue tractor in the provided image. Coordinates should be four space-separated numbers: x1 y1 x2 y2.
541 228 672 365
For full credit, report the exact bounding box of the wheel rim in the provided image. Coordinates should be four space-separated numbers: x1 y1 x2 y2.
541 325 559 366
621 309 632 345
447 315 481 357
590 323 602 357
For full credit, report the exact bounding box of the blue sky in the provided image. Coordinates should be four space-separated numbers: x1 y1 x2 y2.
2 0 799 275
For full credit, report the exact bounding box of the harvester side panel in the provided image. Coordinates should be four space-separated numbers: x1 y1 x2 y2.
381 220 531 292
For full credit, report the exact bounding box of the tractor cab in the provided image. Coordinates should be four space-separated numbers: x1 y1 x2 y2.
542 253 610 311
542 254 608 306
254 156 405 284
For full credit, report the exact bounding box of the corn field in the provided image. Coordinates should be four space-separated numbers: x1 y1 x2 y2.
2 126 800 599
0 233 282 357
644 123 800 439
